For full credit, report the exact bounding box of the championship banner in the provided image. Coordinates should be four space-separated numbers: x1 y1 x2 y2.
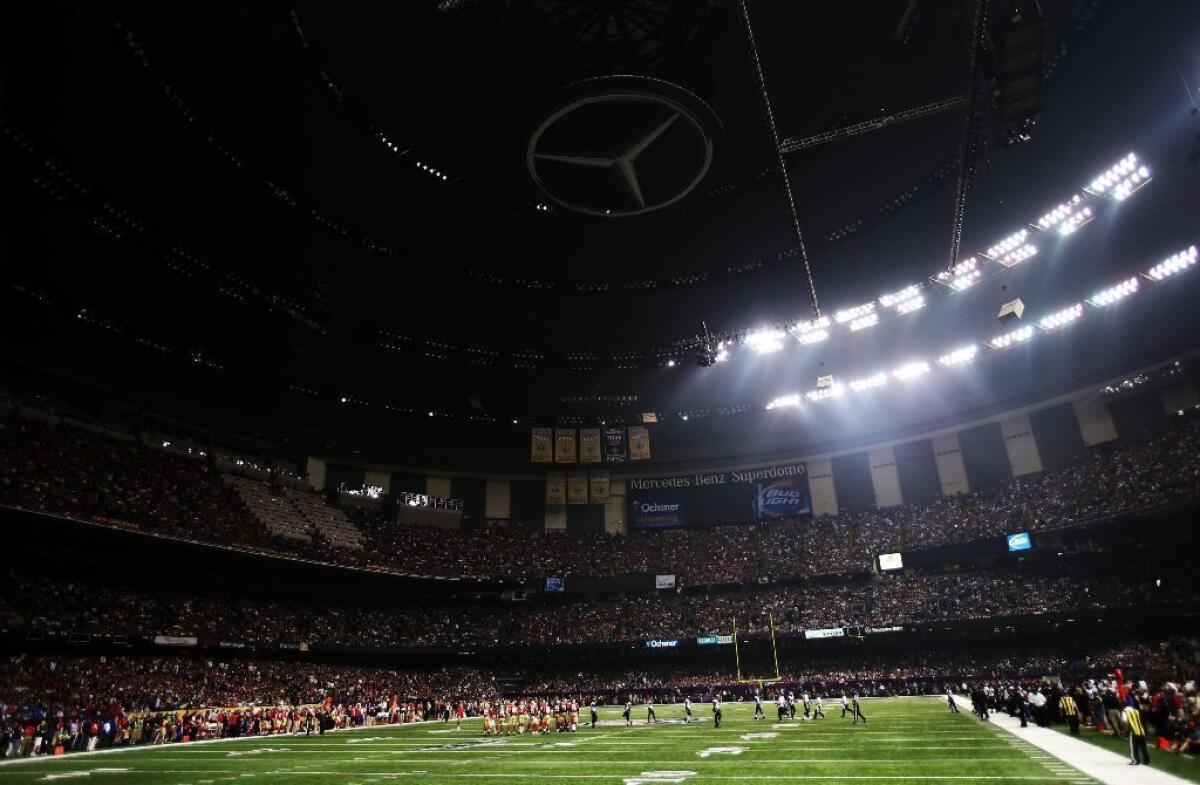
531 427 553 463
589 470 611 504
554 428 577 464
545 471 566 505
602 426 627 463
567 472 589 505
628 425 651 461
579 428 602 463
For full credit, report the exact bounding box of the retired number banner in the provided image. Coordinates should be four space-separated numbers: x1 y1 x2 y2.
545 471 566 505
589 470 611 504
554 428 577 464
579 428 602 463
531 427 553 463
602 426 627 463
567 472 589 505
628 425 651 461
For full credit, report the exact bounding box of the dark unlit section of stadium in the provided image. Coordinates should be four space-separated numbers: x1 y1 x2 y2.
1 1 1198 783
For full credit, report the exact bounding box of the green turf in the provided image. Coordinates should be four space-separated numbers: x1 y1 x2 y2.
1045 722 1200 783
0 697 1101 784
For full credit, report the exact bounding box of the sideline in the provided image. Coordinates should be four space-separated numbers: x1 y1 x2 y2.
952 695 1190 785
0 716 479 767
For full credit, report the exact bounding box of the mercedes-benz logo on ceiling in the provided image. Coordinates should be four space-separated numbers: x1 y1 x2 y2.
525 77 721 218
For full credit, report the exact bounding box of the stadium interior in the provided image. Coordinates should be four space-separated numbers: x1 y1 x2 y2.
1 1 1199 783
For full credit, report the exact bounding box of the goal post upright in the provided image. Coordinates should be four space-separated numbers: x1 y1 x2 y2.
732 616 742 682
769 612 782 681
732 613 784 686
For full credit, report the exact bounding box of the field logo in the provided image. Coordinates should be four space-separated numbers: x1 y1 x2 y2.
623 772 696 785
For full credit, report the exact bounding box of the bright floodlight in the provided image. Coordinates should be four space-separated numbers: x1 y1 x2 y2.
998 244 1037 267
1036 194 1090 232
1087 276 1140 307
989 324 1035 349
1087 153 1150 200
765 393 801 410
879 284 925 315
806 384 844 402
986 229 1029 259
937 344 979 366
834 302 875 324
791 316 832 345
1058 206 1094 235
849 372 888 392
933 257 981 291
892 361 931 381
1039 303 1084 331
744 328 786 355
849 312 879 332
987 229 1039 267
1146 246 1198 281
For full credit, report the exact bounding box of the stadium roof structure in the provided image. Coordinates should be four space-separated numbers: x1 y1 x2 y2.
1 1 1199 464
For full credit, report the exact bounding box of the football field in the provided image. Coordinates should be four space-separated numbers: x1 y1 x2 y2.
0 697 1099 785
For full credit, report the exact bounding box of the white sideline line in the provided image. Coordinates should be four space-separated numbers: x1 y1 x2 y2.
0 720 468 767
0 774 1108 781
951 695 1190 785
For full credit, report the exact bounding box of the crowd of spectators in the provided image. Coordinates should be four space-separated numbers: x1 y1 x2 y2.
2 560 1193 648
3 638 1196 757
2 407 1197 586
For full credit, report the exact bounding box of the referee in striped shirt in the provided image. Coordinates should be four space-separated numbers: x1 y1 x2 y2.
1058 693 1080 736
1124 702 1150 766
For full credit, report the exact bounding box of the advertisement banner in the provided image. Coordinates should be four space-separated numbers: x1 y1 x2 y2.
628 488 686 529
655 574 676 589
579 428 602 463
878 552 904 571
545 472 566 505
153 635 198 647
544 576 565 592
589 470 611 504
602 427 627 463
644 639 680 649
803 628 845 640
554 428 577 464
531 427 553 463
1006 531 1032 552
627 462 807 491
567 472 589 505
753 475 812 520
628 425 651 460
696 635 719 645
